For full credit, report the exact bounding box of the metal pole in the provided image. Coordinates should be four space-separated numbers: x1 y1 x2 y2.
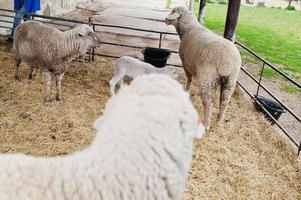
224 0 241 42
256 62 265 96
88 17 95 62
198 0 206 24
159 33 162 49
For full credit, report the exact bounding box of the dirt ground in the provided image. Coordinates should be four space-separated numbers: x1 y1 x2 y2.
0 47 300 199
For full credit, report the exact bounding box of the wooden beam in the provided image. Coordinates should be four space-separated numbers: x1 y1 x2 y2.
198 0 206 24
224 0 241 42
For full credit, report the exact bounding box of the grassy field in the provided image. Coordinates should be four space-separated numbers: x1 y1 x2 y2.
194 2 301 84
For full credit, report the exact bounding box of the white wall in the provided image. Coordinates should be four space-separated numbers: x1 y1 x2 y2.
0 0 92 34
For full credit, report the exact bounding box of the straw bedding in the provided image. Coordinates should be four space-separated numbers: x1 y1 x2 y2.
0 48 300 199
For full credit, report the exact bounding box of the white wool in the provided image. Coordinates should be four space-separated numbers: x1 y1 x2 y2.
0 74 204 200
166 6 242 131
109 56 181 95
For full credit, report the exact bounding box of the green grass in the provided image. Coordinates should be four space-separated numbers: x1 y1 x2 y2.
166 0 172 9
194 4 301 80
281 84 301 94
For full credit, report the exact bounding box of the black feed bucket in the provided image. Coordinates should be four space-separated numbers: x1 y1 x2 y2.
255 95 286 124
142 47 171 68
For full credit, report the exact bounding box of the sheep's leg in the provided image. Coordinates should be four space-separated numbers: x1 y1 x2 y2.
200 83 213 131
201 95 213 131
28 66 35 79
218 76 236 124
55 73 64 101
14 59 21 81
184 69 192 91
109 75 122 96
43 70 52 103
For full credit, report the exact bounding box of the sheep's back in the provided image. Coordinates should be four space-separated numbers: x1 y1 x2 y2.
13 21 64 67
180 27 241 77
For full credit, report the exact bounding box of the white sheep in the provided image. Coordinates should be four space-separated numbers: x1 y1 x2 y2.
165 6 242 131
109 56 181 95
0 74 205 200
13 21 101 103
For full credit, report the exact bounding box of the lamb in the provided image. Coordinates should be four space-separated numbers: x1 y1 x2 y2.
13 20 101 103
109 56 181 95
165 6 242 131
0 74 205 200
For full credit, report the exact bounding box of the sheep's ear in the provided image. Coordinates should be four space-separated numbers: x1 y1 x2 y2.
166 12 180 20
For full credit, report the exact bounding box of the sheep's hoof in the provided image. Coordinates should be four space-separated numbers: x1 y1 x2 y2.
56 95 62 102
15 76 21 82
43 96 51 104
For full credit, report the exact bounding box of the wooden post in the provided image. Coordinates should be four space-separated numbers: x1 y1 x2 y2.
198 0 206 24
224 0 241 42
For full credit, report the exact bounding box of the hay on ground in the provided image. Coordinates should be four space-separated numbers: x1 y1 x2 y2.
0 48 300 199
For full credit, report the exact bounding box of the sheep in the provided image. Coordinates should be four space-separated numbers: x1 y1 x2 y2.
165 6 242 131
0 74 205 200
13 20 101 103
109 56 181 95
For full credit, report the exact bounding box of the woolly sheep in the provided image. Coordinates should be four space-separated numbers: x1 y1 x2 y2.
13 21 101 103
109 56 181 95
0 74 205 200
165 6 242 131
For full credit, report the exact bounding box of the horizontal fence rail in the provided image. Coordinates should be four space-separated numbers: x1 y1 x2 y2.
0 9 300 155
235 41 301 154
236 41 301 89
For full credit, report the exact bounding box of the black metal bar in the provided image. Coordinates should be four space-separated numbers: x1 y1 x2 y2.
101 41 153 50
241 67 301 123
0 25 12 29
237 81 299 147
89 17 95 62
93 53 119 59
237 81 252 98
0 8 16 13
256 62 265 96
93 22 177 35
0 19 13 24
0 14 22 19
31 13 177 35
236 41 301 89
100 41 179 55
31 13 88 24
159 33 162 48
33 19 74 28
